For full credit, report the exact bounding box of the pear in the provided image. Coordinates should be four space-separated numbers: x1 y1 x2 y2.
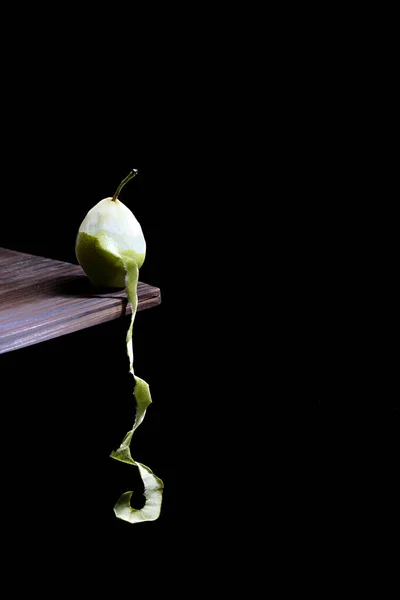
75 169 164 524
75 169 146 288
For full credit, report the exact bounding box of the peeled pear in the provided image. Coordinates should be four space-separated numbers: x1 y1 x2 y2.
75 169 146 288
75 169 164 524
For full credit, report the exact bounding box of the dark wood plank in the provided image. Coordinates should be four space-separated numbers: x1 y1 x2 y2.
0 247 161 354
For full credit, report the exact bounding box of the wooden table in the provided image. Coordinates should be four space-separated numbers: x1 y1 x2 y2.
0 247 161 354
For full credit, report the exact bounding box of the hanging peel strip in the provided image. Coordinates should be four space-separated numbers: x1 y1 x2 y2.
110 258 164 523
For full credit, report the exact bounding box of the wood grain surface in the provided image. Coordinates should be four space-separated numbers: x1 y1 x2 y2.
0 247 161 354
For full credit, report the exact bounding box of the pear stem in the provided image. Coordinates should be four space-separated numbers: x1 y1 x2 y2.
112 169 138 202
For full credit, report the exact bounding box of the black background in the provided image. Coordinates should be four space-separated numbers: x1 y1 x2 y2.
0 13 397 588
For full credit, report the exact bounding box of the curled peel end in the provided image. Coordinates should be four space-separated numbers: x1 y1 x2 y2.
113 463 164 524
